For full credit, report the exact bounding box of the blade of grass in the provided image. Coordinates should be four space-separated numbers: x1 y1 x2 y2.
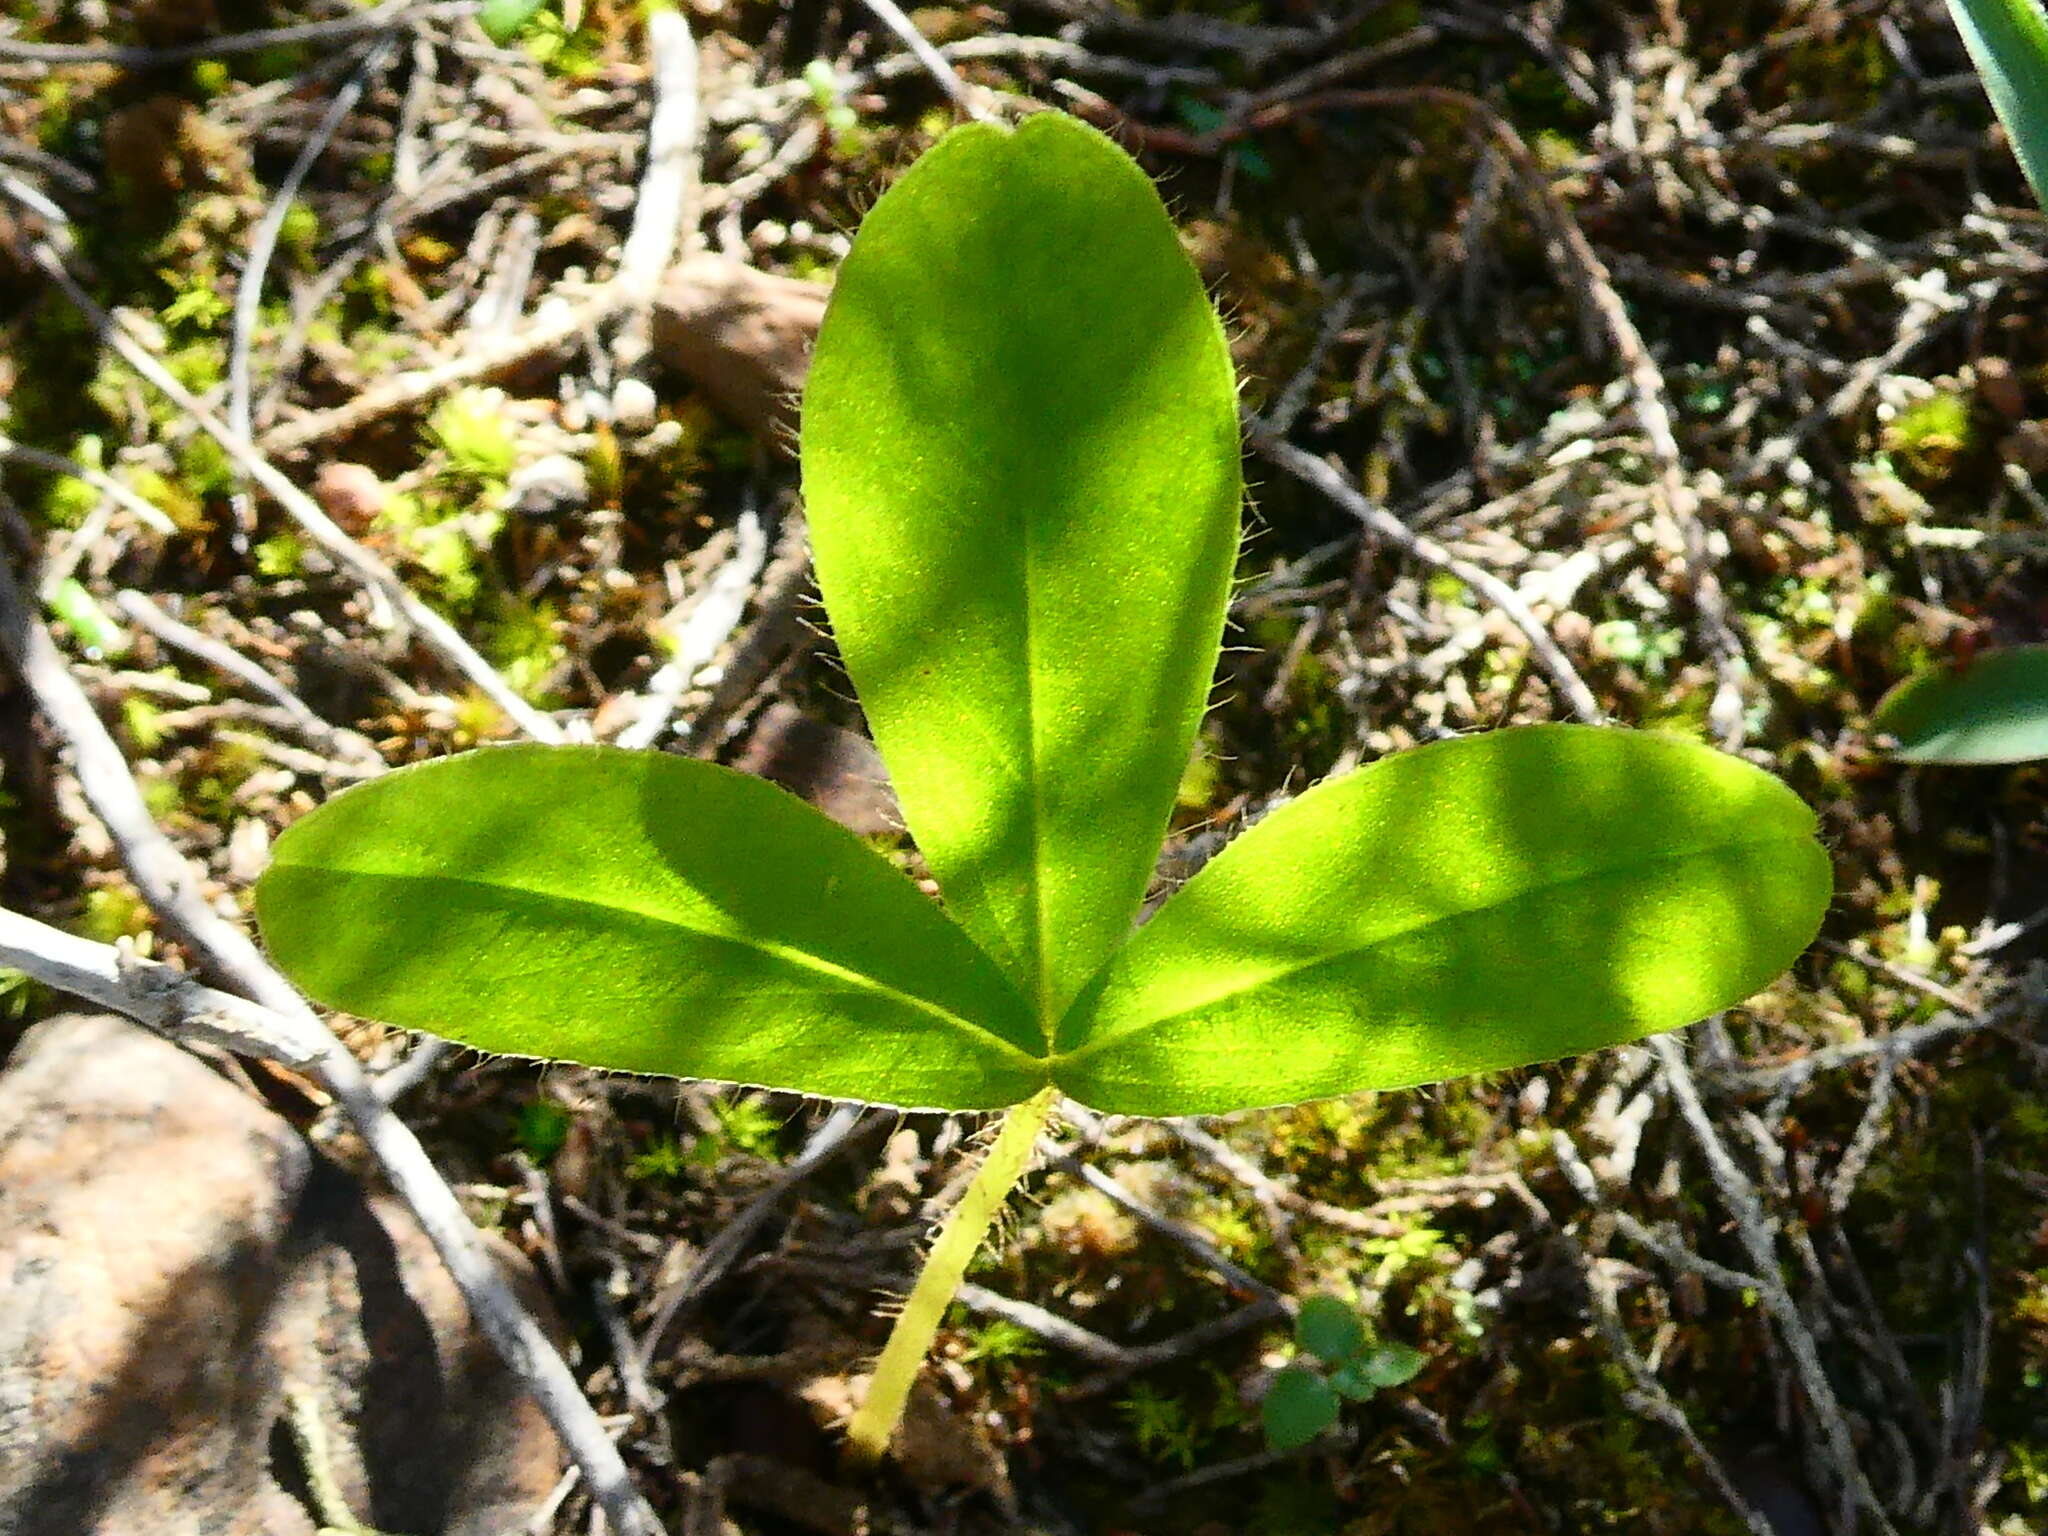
1946 0 2048 206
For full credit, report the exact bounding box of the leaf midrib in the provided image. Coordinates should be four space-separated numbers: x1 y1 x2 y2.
294 863 1045 1072
1053 824 1812 1065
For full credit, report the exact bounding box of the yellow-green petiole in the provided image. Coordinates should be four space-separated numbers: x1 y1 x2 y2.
844 1085 1059 1461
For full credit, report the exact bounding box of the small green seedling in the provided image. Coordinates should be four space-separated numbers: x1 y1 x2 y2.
256 113 1829 1460
1262 1295 1424 1452
1871 0 2048 763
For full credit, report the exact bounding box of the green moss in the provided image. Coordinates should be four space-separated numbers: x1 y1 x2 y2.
254 534 306 579
426 390 519 485
1882 389 1975 482
74 882 151 944
483 597 566 707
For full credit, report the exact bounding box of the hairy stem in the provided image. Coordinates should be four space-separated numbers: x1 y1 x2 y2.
846 1086 1059 1460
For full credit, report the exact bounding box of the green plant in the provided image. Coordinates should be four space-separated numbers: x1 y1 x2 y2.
1869 0 2048 762
256 113 1828 1460
1262 1294 1425 1452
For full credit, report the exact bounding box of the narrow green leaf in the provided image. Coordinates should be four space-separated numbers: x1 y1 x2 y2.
1262 1366 1339 1452
1946 0 2048 207
801 113 1241 1027
1295 1295 1366 1365
1873 644 2048 763
1055 725 1830 1115
255 747 1046 1110
47 577 129 660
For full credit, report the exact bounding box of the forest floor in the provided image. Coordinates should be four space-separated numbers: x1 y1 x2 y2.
3 1 2048 1533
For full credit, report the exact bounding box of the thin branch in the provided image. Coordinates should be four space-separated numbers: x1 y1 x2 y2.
0 905 326 1067
0 435 175 536
112 590 383 770
638 1103 872 1370
615 500 768 749
0 554 661 1536
856 0 992 121
1650 1033 1899 1535
953 1282 1133 1366
1249 426 1605 725
28 240 563 742
228 40 396 458
613 1 702 371
0 0 451 67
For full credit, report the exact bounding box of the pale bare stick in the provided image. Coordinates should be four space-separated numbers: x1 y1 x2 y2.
258 291 617 456
28 241 563 742
112 590 384 771
262 3 701 452
615 501 768 749
1250 426 1604 726
0 435 176 536
613 1 701 371
855 0 991 120
1649 1033 1899 1534
228 40 397 467
0 904 327 1068
0 0 449 67
0 556 660 1536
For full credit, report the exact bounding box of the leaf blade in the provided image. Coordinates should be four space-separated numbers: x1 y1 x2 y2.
800 113 1241 1026
1946 0 2048 208
256 746 1046 1110
1055 726 1830 1115
1262 1366 1339 1452
1873 644 2048 764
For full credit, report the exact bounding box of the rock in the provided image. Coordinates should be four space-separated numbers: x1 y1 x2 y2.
509 452 589 516
611 378 660 432
653 254 829 447
0 1013 563 1536
312 463 388 532
728 702 899 837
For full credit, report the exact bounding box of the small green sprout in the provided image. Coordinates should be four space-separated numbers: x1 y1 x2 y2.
1262 1295 1425 1452
514 1099 574 1164
256 114 1828 1462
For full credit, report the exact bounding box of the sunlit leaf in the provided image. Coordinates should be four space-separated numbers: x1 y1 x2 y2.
801 112 1241 1026
1055 726 1831 1115
1873 644 2048 764
255 747 1045 1110
1945 0 2048 206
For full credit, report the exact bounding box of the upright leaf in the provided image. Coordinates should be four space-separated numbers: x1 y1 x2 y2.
1946 0 2048 206
801 113 1241 1026
256 747 1046 1110
1873 644 2048 763
1054 726 1830 1115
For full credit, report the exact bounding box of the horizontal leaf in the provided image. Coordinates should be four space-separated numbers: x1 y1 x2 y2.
1945 0 2048 208
1262 1366 1339 1452
256 747 1046 1111
1295 1294 1366 1365
801 112 1241 1026
1872 644 2048 764
1054 726 1830 1115
1356 1342 1425 1390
